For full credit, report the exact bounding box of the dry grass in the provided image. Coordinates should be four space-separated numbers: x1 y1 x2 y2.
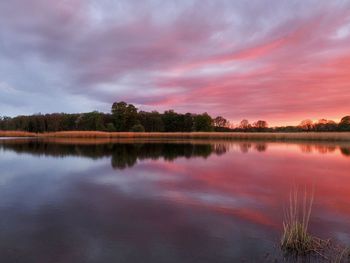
0 131 37 137
333 248 350 263
1 131 350 141
281 187 329 257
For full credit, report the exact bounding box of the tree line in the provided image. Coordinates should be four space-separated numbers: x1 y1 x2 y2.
234 117 350 132
0 101 349 132
0 101 217 133
276 117 350 132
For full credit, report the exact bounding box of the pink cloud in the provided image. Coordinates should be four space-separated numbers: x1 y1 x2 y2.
0 0 349 123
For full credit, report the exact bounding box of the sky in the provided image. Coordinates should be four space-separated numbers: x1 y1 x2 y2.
0 0 350 126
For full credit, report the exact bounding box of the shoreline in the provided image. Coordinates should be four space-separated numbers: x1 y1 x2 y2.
1 131 350 142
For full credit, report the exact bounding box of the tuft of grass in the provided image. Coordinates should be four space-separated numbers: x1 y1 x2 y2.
281 188 314 253
281 187 329 257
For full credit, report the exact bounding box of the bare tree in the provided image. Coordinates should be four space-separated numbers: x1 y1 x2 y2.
239 119 251 130
253 120 268 129
214 116 229 128
299 119 314 131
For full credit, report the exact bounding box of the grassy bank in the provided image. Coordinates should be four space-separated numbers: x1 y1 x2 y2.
1 131 350 141
0 131 37 137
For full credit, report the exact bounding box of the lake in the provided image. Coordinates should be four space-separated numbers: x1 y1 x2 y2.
0 138 349 263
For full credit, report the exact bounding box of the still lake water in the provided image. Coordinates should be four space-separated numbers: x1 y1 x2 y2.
0 138 349 263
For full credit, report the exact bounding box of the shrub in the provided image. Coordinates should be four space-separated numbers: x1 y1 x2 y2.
130 124 145 132
106 123 116 132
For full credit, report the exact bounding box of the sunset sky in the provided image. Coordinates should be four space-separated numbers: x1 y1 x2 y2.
0 0 349 126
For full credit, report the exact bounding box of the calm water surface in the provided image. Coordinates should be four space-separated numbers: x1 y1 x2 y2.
0 138 349 263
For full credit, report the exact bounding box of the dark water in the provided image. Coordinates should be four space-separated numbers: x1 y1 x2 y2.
0 138 349 263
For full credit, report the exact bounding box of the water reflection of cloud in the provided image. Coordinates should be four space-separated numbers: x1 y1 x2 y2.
1 139 350 262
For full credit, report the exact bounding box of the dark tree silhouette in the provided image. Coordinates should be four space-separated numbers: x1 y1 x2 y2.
214 116 229 128
111 101 128 131
253 120 268 131
314 119 337 132
193 113 213 132
138 111 164 132
111 102 138 131
131 124 145 132
299 119 314 132
239 119 251 130
339 116 350 131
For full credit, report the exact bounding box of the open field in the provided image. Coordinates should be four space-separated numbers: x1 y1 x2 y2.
1 131 350 142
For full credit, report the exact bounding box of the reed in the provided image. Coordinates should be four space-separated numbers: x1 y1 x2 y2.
0 131 36 137
281 187 329 256
1 131 350 141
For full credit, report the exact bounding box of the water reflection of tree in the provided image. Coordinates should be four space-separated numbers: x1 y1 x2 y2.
239 143 252 153
314 145 336 154
340 147 350 157
254 143 268 152
0 141 227 170
110 144 215 169
1 140 349 171
299 144 313 153
239 143 267 153
110 144 141 169
299 144 348 156
213 144 228 155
